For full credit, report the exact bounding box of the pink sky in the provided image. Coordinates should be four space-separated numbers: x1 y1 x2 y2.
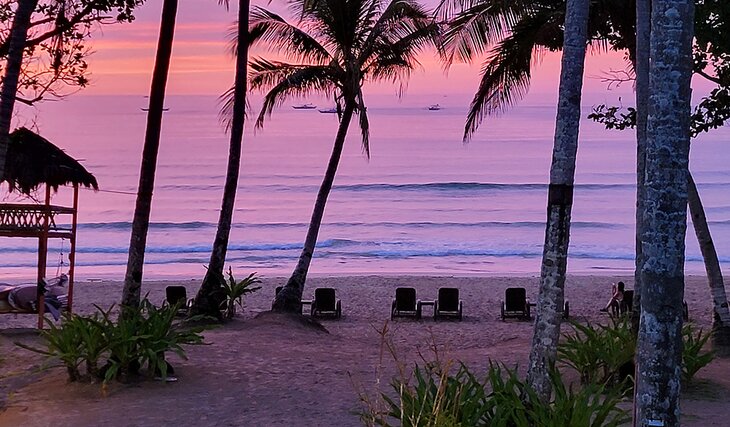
77 1 687 106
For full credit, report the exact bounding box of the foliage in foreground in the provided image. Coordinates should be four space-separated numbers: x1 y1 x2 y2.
360 360 628 427
17 299 206 383
558 318 715 388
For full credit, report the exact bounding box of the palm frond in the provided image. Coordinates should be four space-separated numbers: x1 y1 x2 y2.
441 0 533 65
249 58 338 128
356 90 370 157
218 86 251 132
247 6 332 64
464 22 543 139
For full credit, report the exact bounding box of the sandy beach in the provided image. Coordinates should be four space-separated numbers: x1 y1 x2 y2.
1 274 729 427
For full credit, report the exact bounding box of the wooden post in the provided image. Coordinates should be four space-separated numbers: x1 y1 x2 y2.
67 183 78 313
36 184 51 329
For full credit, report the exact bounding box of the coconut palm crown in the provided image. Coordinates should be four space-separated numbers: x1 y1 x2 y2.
242 0 440 312
437 0 635 139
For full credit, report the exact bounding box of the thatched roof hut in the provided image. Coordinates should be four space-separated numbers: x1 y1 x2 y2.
1 127 98 195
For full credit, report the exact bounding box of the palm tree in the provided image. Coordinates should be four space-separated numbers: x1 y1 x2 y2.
192 0 252 318
121 0 178 308
245 0 439 312
0 0 39 181
634 0 693 424
524 0 589 401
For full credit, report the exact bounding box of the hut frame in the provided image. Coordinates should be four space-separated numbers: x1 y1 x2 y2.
0 184 79 327
1 128 97 328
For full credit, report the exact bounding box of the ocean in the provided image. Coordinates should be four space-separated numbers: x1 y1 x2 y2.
2 94 729 281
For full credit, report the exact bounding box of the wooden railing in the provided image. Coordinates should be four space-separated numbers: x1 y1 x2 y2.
0 203 75 238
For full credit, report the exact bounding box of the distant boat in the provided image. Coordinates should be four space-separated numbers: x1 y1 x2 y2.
319 107 337 114
428 104 441 111
292 103 316 110
141 107 170 112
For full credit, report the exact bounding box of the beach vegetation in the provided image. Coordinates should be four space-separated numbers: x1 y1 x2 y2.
17 299 206 384
213 268 262 320
558 319 715 388
193 0 254 318
363 360 628 426
243 0 441 313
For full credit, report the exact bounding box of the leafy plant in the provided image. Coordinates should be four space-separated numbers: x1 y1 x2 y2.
558 318 636 387
682 324 714 383
213 268 261 320
17 313 84 381
367 361 628 427
18 299 206 384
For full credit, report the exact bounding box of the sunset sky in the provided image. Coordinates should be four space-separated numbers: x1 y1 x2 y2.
80 0 648 105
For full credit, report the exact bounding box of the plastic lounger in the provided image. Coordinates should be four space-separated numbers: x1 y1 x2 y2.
434 287 463 321
391 287 421 319
165 286 192 314
311 288 342 319
501 287 530 321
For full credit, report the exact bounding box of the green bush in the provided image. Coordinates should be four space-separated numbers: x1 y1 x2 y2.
682 324 714 383
558 319 715 389
558 318 635 387
367 361 628 427
213 268 261 320
18 299 206 384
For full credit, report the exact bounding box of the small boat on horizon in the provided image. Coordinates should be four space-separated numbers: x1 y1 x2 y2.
319 107 338 114
428 104 442 111
141 107 170 112
292 103 316 110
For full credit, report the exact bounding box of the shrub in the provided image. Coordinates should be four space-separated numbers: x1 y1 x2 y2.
366 361 628 427
682 324 714 383
558 318 635 387
18 299 206 384
213 268 261 320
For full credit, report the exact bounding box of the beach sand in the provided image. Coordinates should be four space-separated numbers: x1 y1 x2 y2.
1 274 729 426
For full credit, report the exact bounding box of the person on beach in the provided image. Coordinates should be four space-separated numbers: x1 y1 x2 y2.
600 281 625 312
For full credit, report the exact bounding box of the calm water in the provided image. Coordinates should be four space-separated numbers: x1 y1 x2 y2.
2 94 729 281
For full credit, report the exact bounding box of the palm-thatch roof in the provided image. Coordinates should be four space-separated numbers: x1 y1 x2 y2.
2 127 98 195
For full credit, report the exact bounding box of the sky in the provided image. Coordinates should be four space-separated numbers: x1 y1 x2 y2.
78 0 645 106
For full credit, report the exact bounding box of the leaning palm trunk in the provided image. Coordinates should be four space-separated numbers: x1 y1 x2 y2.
272 102 356 313
193 0 251 318
688 174 730 356
121 0 178 309
634 0 693 424
631 0 650 335
0 0 39 180
526 0 590 401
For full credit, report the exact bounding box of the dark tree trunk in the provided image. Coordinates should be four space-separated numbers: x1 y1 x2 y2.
687 174 730 356
0 0 38 180
632 0 650 336
635 0 693 425
121 0 178 309
272 102 356 313
526 0 590 401
193 0 251 318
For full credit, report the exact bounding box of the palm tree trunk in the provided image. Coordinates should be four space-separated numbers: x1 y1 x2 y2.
687 173 730 356
632 0 650 335
635 0 693 424
121 0 178 309
272 102 356 313
0 0 38 180
526 0 589 401
193 0 251 318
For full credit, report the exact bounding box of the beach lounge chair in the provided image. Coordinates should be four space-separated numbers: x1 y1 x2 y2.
164 286 192 315
501 287 531 321
311 288 342 319
612 289 688 320
391 287 421 319
434 288 463 321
